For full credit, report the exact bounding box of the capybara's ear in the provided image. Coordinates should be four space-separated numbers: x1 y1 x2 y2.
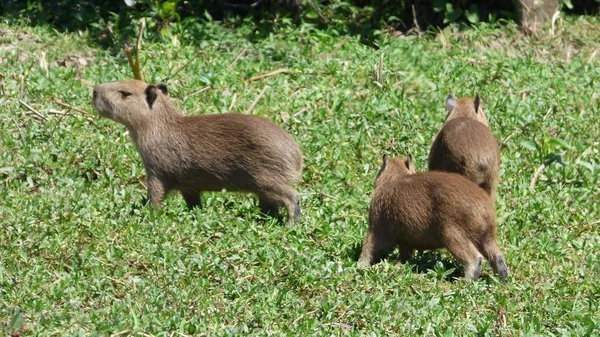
382 154 388 169
446 94 456 112
474 95 481 114
156 83 168 96
145 85 158 109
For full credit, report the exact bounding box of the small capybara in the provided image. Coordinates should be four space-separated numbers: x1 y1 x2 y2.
428 94 500 200
358 154 509 281
92 80 302 224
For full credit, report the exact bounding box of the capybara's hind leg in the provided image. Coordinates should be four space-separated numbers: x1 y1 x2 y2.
258 187 300 225
446 238 484 281
358 230 395 268
479 238 509 281
398 246 414 264
181 191 201 209
146 175 168 208
258 197 279 215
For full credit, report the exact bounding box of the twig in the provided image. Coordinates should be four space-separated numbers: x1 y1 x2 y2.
10 117 26 147
529 157 558 191
19 99 48 121
189 86 210 96
52 99 93 117
306 0 327 22
226 47 247 71
587 48 599 64
245 85 269 114
248 68 292 82
110 330 130 337
165 50 204 81
320 36 350 59
228 92 237 111
293 107 307 118
136 18 145 52
412 4 423 35
377 53 384 83
48 108 69 140
52 98 98 126
19 73 25 100
586 220 600 226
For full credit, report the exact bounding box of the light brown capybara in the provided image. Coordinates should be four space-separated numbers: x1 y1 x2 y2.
358 154 509 281
428 94 500 201
92 80 302 224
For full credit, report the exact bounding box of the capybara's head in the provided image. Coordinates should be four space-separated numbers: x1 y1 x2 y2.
93 80 171 127
445 94 489 126
374 154 416 188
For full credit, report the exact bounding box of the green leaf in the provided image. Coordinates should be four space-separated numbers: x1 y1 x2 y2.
444 4 463 23
465 4 479 23
433 0 445 13
162 1 177 15
549 137 572 150
521 140 538 151
10 308 24 331
562 0 574 9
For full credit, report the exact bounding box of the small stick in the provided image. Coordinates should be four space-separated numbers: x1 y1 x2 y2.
228 92 237 111
52 98 98 125
52 98 93 117
136 18 145 52
586 219 600 226
248 69 291 82
587 48 599 64
320 36 350 59
293 107 307 118
412 4 423 35
110 330 130 337
529 157 557 191
189 86 210 96
19 99 48 121
226 47 247 71
165 50 204 81
19 73 25 100
10 117 26 147
306 0 327 22
48 109 69 140
245 85 269 114
377 53 384 83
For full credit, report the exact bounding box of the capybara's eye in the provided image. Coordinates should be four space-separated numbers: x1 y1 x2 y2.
118 90 132 97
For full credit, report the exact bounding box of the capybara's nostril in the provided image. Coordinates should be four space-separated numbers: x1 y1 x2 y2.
93 89 98 101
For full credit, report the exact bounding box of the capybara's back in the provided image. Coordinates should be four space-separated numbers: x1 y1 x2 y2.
428 95 500 200
359 155 508 281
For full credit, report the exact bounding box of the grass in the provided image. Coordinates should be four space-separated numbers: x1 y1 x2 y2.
1 14 600 336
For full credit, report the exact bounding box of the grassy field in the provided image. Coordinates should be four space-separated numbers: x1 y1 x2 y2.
1 13 599 336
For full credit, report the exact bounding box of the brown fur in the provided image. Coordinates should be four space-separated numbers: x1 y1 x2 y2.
358 155 509 281
428 95 500 200
93 80 303 224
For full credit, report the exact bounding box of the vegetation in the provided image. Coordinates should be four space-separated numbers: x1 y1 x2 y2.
1 7 599 336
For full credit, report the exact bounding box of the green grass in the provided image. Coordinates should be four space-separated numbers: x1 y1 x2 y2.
1 15 600 336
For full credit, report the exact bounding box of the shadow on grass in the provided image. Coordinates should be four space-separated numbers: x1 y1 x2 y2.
347 242 463 281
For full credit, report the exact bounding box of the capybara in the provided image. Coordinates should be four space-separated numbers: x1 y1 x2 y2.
428 94 500 200
92 80 302 224
358 154 509 281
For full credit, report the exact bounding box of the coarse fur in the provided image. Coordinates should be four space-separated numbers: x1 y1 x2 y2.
428 94 500 201
93 80 303 224
358 155 509 281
